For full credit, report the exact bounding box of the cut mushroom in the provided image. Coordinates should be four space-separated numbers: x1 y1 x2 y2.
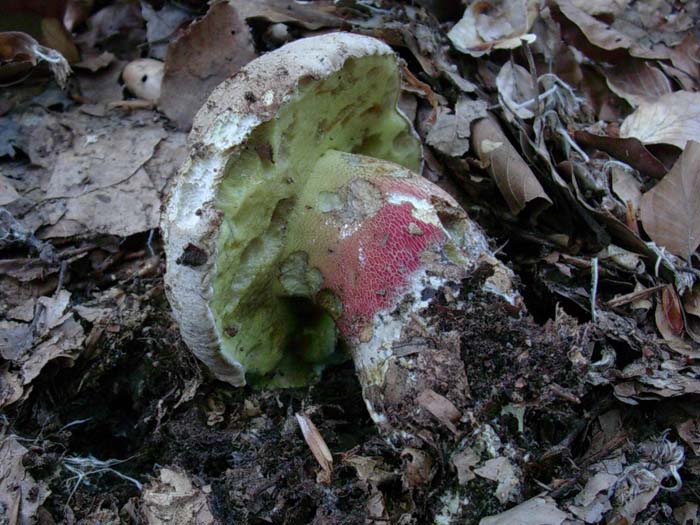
162 32 516 438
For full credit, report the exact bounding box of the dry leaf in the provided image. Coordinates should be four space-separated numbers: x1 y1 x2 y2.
640 141 700 259
0 435 50 525
74 50 114 72
417 388 461 434
78 2 144 48
676 419 700 456
551 0 632 61
673 502 699 525
295 412 333 481
496 61 537 120
480 496 570 525
621 91 700 149
141 467 215 525
568 472 617 523
401 447 433 488
684 287 700 317
473 457 520 504
655 286 684 340
159 2 257 130
426 98 487 157
448 0 536 57
472 115 552 215
234 0 345 30
604 61 672 107
141 2 192 60
452 447 480 484
574 129 667 179
0 176 19 206
670 34 700 86
610 165 642 212
551 0 666 62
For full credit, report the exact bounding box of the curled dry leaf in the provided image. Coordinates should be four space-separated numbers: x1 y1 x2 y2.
295 412 333 482
448 0 536 57
639 140 700 260
159 2 256 130
472 115 552 215
620 91 700 149
496 61 537 121
655 285 684 341
0 31 71 87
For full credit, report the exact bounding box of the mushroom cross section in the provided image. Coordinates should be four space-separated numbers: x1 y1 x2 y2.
162 33 496 388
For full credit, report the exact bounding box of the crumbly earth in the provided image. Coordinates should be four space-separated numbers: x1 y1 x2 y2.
4 253 696 523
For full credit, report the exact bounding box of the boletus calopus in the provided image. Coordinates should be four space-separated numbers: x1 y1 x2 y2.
162 32 516 438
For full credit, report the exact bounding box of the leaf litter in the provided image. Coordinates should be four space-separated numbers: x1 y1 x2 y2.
1 0 700 523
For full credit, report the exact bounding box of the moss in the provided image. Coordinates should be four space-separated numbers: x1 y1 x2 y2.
209 54 421 386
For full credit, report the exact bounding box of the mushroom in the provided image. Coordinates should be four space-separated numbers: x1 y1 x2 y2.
162 33 516 437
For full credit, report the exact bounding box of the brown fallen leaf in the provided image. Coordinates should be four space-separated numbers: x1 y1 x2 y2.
426 98 487 157
141 467 215 525
77 2 144 49
573 129 667 179
0 435 50 525
481 496 570 525
234 0 345 30
417 388 461 434
670 34 700 87
295 412 333 483
550 0 632 62
141 2 192 60
472 114 552 215
639 141 700 259
159 2 257 130
451 447 480 484
0 290 85 409
448 0 536 57
496 61 537 121
654 285 684 341
473 456 520 504
620 91 700 149
604 60 672 107
550 0 668 62
676 419 700 456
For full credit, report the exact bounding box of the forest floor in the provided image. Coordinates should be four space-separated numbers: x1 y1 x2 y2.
2 1 700 524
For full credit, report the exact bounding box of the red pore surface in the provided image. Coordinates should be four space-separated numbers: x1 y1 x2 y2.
317 178 447 342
